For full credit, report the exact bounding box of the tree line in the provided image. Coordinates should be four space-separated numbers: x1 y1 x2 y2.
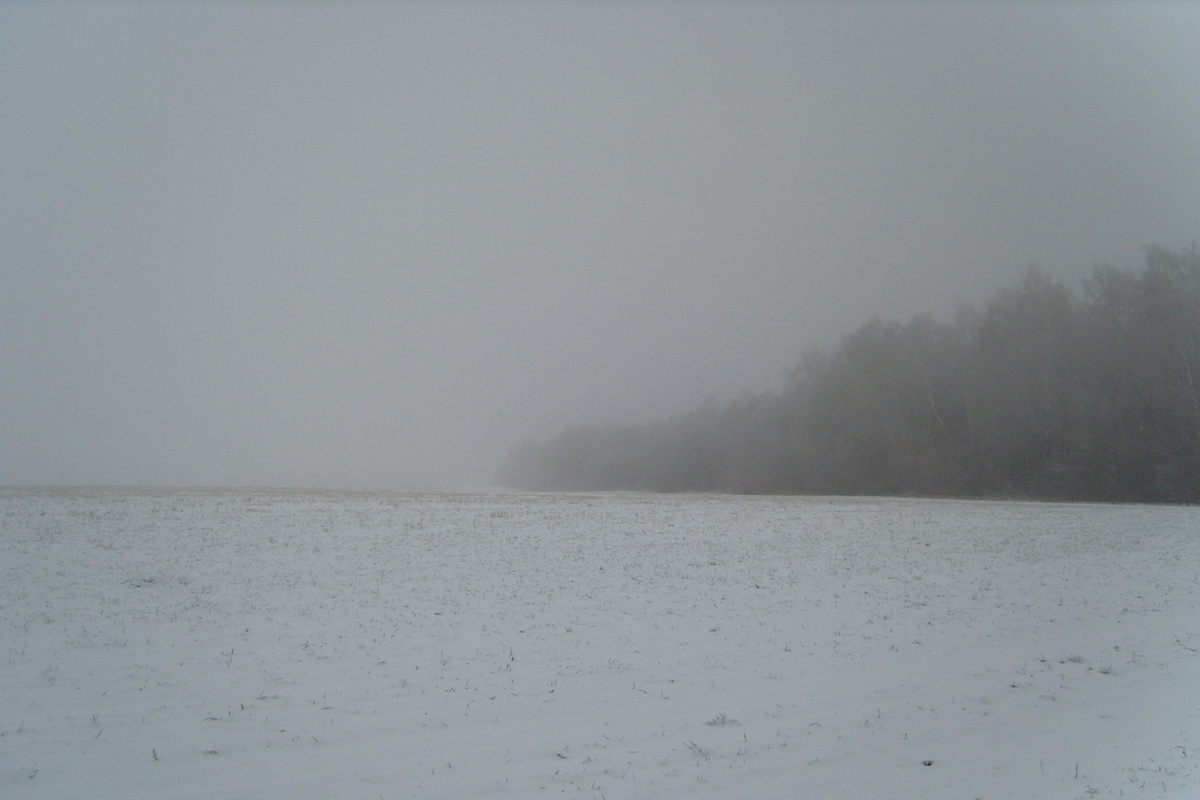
496 245 1200 502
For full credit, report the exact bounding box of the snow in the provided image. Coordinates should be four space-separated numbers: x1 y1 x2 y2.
2 488 1198 799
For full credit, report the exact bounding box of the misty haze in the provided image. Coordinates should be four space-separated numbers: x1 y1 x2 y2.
2 3 1199 800
3 1 1198 490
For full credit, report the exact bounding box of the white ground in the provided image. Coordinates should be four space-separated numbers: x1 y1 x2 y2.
1 489 1198 800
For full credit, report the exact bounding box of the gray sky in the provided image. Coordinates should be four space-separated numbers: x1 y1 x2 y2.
3 2 1199 489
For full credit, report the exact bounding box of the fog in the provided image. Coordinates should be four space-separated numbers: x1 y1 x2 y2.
2 2 1198 489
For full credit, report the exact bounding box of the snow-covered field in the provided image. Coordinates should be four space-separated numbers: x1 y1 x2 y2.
2 489 1198 800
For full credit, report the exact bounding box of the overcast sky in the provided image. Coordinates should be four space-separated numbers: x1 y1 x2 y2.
2 2 1198 489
